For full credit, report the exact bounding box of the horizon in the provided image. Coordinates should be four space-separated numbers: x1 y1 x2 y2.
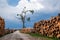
0 0 60 29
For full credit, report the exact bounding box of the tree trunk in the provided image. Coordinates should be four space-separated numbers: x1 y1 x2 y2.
23 20 25 28
22 16 26 28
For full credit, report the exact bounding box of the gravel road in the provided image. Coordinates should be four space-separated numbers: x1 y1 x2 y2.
0 31 31 40
0 31 44 40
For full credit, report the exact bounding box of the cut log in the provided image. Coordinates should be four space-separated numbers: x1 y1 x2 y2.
33 15 60 38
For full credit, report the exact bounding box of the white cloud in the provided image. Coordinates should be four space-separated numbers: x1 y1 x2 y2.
0 0 44 20
16 0 44 12
0 0 17 20
38 0 60 12
0 0 60 20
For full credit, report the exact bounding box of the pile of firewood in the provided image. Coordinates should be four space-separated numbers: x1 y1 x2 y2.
5 29 16 34
21 28 33 33
34 14 60 38
0 17 5 36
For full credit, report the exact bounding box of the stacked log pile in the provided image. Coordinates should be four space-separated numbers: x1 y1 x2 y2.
0 17 5 36
21 28 33 33
5 29 16 34
34 14 60 38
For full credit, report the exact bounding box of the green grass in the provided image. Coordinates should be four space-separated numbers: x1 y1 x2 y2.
28 33 60 40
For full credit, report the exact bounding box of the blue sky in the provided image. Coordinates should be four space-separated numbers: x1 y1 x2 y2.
0 0 60 29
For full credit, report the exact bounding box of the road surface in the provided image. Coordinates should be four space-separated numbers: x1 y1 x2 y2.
0 31 31 40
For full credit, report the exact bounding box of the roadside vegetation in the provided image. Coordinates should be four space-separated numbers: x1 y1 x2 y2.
27 33 60 40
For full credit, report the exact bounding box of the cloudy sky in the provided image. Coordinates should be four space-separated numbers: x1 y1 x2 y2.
0 0 60 29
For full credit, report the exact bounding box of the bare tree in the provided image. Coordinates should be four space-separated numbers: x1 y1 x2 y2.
17 7 34 28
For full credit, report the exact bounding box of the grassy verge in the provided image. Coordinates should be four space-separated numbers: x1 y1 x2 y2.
28 33 60 40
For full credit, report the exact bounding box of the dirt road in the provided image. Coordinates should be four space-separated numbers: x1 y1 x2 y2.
0 31 31 40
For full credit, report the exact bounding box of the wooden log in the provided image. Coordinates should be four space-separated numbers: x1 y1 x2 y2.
57 34 60 38
0 17 5 35
33 15 60 38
